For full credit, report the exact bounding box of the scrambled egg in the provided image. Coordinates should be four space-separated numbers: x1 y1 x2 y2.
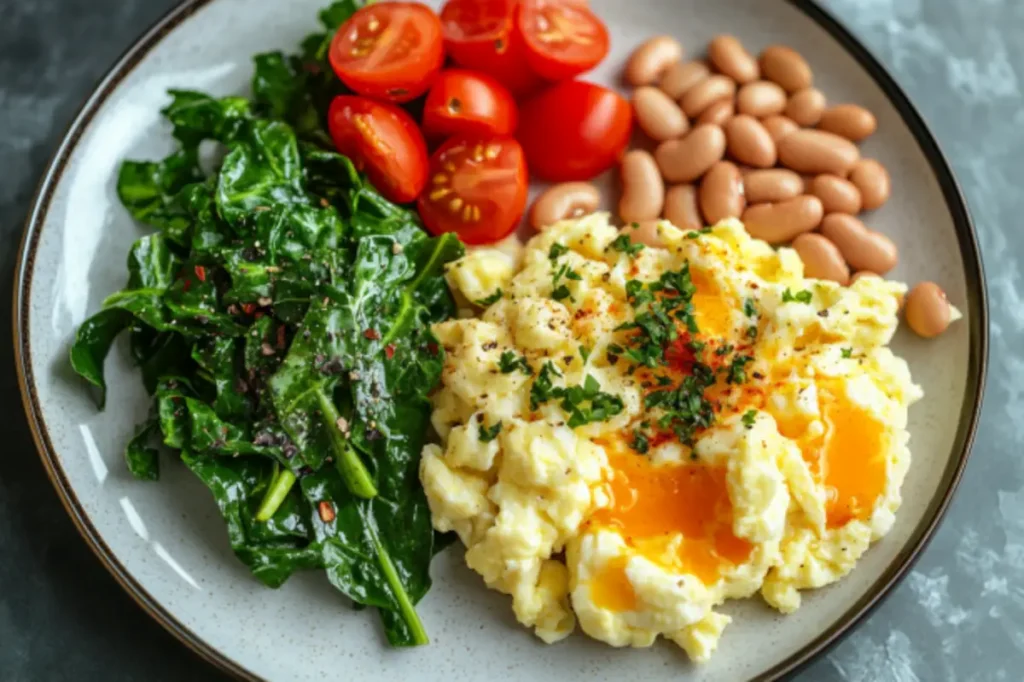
421 214 923 662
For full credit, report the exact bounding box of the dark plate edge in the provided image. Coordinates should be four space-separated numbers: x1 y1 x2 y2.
10 1 988 681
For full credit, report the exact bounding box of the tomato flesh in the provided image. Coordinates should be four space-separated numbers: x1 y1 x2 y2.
518 0 610 80
423 70 518 142
327 96 428 204
418 137 529 244
329 2 445 103
440 0 546 97
517 80 632 182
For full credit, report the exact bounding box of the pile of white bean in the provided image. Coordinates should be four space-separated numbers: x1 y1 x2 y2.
527 34 956 339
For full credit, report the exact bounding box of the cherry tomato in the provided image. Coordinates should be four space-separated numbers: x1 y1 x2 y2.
517 80 632 182
329 2 444 103
439 0 545 97
327 96 428 204
517 0 610 80
422 70 519 142
418 137 529 244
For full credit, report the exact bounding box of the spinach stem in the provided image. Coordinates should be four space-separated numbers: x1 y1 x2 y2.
370 525 429 646
255 466 297 522
316 391 378 499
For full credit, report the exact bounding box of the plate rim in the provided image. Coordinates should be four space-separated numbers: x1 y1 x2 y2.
11 1 989 680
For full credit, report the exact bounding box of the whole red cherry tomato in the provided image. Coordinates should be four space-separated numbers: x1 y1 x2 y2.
517 80 632 182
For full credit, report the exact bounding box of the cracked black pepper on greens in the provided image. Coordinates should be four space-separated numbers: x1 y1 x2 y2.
68 0 463 648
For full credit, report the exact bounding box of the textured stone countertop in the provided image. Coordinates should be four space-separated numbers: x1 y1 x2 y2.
0 0 1020 680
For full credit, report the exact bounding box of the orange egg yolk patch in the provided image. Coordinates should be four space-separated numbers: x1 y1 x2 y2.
769 383 887 529
690 268 733 340
820 387 887 528
588 446 753 611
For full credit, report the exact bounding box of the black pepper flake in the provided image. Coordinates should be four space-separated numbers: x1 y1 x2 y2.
483 341 498 351
818 309 830 318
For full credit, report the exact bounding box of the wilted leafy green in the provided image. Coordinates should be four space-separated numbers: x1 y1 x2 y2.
69 0 461 647
183 451 321 587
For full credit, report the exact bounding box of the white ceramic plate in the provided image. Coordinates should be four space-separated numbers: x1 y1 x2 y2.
14 1 988 680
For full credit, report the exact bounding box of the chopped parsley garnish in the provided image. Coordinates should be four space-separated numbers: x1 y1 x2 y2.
548 243 569 260
741 409 757 429
700 225 713 234
743 297 758 318
782 288 813 304
551 260 582 302
529 365 623 428
725 354 754 385
529 361 563 409
558 375 625 428
610 234 645 257
644 370 717 446
632 428 650 454
615 264 699 369
498 350 532 375
475 289 503 306
478 420 503 442
841 347 853 359
715 343 734 357
552 285 572 301
746 324 759 340
579 345 592 363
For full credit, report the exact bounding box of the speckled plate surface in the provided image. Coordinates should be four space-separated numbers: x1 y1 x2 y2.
13 1 987 680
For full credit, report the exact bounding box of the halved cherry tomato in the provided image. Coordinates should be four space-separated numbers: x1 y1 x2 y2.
439 0 545 97
418 137 529 244
422 70 519 142
327 96 428 204
517 0 610 80
329 2 444 103
517 80 632 182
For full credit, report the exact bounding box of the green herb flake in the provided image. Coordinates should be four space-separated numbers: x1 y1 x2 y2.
475 289 503 306
529 361 563 410
478 420 503 442
725 354 754 385
548 243 569 260
610 234 645 257
579 345 592 364
632 427 650 454
841 347 853 359
498 350 532 375
743 297 758 318
741 409 757 429
782 288 813 304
